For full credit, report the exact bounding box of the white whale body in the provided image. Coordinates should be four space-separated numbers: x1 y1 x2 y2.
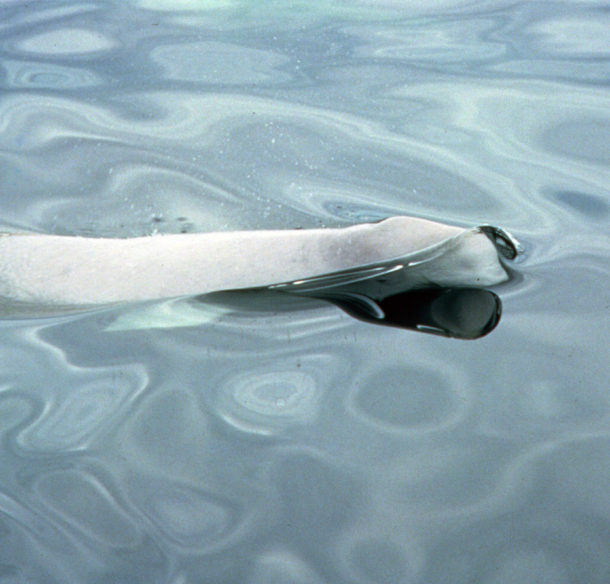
0 216 519 317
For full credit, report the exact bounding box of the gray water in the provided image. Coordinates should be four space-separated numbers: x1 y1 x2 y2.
0 1 609 582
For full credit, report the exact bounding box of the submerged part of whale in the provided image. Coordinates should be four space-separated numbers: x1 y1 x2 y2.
0 216 521 324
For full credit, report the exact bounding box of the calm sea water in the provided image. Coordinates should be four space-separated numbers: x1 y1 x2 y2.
0 1 608 582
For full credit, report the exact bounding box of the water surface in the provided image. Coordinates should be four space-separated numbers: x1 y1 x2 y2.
0 1 608 582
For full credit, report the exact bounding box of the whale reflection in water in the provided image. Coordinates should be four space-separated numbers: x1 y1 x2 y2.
0 216 521 338
310 287 502 340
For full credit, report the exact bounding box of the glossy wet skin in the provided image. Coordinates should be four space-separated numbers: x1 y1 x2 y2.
0 216 509 314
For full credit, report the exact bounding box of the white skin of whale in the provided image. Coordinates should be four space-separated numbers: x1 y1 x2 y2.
0 216 508 310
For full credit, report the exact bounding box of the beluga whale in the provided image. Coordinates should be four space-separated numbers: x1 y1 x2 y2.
0 216 521 337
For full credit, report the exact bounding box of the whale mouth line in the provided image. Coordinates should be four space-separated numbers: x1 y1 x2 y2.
269 263 405 294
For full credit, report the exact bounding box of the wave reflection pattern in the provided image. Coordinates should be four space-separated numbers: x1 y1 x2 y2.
0 0 608 582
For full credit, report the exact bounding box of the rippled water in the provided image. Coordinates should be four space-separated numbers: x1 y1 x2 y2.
0 1 608 582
